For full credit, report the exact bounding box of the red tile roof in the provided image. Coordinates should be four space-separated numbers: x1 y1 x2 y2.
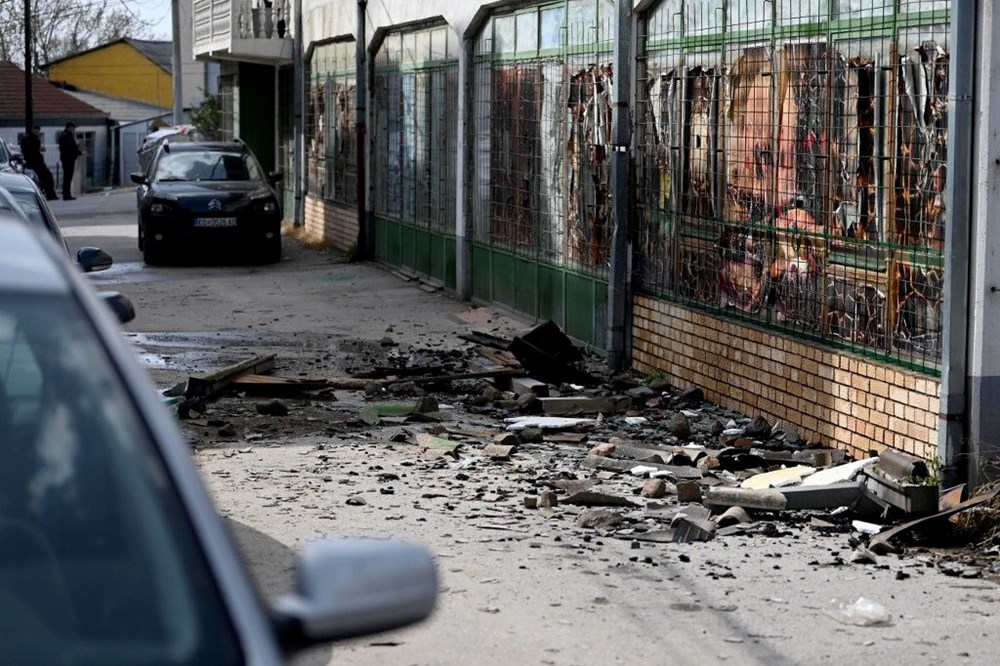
0 61 108 125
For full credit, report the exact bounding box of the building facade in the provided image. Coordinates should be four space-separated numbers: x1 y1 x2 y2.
194 0 976 474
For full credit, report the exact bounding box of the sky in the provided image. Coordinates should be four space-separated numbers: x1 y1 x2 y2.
130 0 173 40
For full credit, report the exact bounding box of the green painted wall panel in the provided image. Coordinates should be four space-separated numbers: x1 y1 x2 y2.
565 273 595 344
514 257 538 316
492 252 515 308
537 264 565 329
472 244 492 301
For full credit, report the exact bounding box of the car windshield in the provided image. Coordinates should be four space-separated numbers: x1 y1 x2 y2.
0 293 242 665
154 150 264 183
6 188 50 233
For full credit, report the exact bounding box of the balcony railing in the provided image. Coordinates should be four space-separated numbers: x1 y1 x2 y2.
193 0 294 65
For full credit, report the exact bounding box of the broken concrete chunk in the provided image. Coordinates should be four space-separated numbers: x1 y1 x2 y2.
509 320 585 384
589 442 617 457
549 478 595 494
716 448 767 471
673 386 704 406
741 465 815 490
482 386 504 402
562 491 638 508
676 481 702 504
412 395 439 414
519 427 545 443
523 496 538 509
704 487 788 511
539 396 627 415
669 413 692 439
742 415 772 439
515 393 542 414
505 416 597 431
511 377 549 398
641 479 668 498
493 432 520 448
255 399 289 416
778 482 863 510
627 385 656 401
630 465 660 477
577 509 624 530
538 489 559 508
482 444 516 459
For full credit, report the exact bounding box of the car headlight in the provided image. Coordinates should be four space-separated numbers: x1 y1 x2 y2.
262 201 277 213
151 202 169 214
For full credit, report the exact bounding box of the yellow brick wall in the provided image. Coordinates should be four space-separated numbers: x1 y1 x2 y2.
303 195 358 251
631 295 941 461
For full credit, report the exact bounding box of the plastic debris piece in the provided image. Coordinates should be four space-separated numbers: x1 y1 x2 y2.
825 597 892 626
802 458 877 486
504 416 597 431
851 520 883 535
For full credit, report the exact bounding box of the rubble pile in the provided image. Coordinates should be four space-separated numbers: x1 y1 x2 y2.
172 320 1000 581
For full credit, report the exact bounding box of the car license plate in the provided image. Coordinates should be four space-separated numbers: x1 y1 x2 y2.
194 217 238 228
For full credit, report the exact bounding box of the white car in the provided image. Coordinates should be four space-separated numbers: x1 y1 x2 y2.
0 222 437 664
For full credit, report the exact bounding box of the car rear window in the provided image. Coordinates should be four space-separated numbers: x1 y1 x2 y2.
0 293 243 665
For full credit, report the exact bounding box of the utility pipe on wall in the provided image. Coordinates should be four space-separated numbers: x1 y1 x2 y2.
607 0 633 371
938 1 975 488
171 0 183 122
356 0 370 258
293 0 304 227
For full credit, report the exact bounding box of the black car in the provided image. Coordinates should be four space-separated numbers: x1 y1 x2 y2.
131 141 282 265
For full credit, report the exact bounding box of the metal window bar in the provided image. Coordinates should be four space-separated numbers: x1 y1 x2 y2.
371 26 459 234
218 74 236 141
471 0 616 277
306 42 357 204
633 0 948 373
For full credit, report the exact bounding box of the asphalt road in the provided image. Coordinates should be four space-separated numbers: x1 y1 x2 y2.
57 188 1000 666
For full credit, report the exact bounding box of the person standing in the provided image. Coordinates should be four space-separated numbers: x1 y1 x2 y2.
19 126 58 200
57 122 82 200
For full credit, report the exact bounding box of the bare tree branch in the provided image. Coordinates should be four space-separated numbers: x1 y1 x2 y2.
0 0 154 71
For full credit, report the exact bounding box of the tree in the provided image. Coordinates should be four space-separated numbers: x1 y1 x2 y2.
0 0 153 72
190 92 222 140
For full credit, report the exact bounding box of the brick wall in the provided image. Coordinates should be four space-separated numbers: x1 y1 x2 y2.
302 194 358 251
632 295 941 461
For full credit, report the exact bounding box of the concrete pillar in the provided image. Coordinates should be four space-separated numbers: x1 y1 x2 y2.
966 2 1000 486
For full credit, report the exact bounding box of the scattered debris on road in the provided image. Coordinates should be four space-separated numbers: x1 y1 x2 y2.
170 319 1000 582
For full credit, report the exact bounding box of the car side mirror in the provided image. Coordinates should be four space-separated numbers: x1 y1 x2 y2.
268 171 283 184
271 539 437 652
99 291 136 324
77 246 113 272
130 172 147 185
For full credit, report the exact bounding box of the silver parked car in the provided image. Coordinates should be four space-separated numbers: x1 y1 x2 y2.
0 222 437 664
0 173 112 273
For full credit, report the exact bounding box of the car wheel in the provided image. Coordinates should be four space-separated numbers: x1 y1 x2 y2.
143 238 166 266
